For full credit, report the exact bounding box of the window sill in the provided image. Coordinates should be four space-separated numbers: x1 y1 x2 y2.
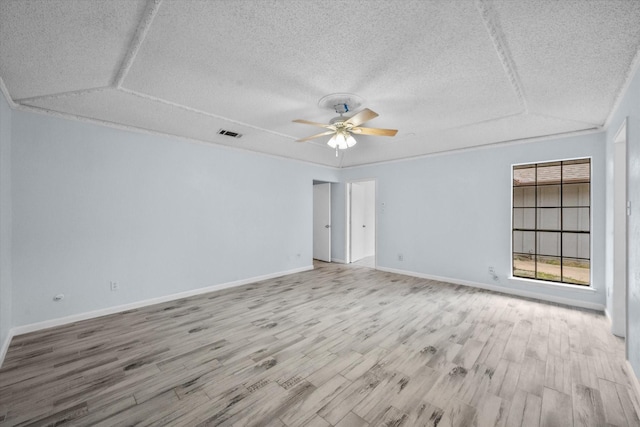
508 276 597 292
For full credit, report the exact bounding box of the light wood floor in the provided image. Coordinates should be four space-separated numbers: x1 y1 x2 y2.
1 262 639 426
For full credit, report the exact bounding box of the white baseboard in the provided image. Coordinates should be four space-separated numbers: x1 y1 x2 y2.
331 258 346 264
604 308 627 338
8 265 313 340
376 266 605 312
625 361 640 412
0 329 14 368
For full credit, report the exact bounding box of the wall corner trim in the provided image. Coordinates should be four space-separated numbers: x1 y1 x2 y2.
375 266 605 312
5 265 313 358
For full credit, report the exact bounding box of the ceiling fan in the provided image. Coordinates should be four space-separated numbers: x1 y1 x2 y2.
293 94 398 156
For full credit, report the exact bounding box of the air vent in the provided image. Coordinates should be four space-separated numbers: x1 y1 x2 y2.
217 129 242 138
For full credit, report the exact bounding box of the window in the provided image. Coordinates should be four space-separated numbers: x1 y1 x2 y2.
512 158 590 286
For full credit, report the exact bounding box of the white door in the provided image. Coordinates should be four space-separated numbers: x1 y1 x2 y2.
313 183 331 262
350 183 366 262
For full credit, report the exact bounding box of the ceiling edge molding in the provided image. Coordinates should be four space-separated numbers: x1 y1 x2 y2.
475 0 528 113
118 87 296 140
341 127 602 170
15 87 111 104
13 102 340 169
114 0 163 87
0 76 16 108
527 112 601 128
603 45 640 129
449 111 524 131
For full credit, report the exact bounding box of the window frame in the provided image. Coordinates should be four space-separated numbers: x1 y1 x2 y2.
510 157 592 287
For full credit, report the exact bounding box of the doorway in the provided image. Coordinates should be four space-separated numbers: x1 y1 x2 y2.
313 182 331 262
612 120 628 337
348 180 375 267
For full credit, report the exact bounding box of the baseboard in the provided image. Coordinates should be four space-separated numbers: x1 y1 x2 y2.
10 265 314 338
625 361 640 413
376 266 605 312
331 258 346 264
604 308 624 338
0 329 14 368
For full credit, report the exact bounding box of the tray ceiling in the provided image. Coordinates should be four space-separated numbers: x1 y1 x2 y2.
1 0 639 167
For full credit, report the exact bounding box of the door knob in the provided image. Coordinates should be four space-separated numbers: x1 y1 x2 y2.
325 225 331 228
362 225 366 228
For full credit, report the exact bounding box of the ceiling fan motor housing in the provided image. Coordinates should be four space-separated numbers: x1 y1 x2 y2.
329 116 349 125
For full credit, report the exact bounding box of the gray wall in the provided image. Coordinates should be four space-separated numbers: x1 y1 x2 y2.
337 131 606 309
10 110 338 326
607 63 640 378
0 92 11 353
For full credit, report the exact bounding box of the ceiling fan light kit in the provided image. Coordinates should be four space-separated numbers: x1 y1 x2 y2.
327 131 357 149
293 93 398 156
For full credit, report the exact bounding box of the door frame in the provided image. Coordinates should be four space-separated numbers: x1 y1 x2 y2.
346 178 377 266
612 119 629 341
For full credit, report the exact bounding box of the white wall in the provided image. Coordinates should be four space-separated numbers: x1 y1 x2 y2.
606 61 640 378
0 92 12 355
10 110 338 327
339 131 606 309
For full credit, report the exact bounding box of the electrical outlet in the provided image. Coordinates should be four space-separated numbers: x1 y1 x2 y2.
398 254 404 261
110 281 119 291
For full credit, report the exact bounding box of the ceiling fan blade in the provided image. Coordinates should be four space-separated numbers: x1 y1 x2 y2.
345 108 379 127
351 127 398 137
296 130 336 142
293 119 334 129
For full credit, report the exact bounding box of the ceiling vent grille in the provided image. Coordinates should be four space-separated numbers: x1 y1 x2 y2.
217 129 242 138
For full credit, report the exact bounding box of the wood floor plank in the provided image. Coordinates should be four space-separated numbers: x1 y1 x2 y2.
368 405 408 426
502 319 532 363
540 387 573 427
616 382 640 427
572 383 606 427
440 398 477 427
544 354 572 395
597 378 628 427
473 393 509 427
334 411 369 427
518 356 546 397
317 371 382 425
521 393 542 427
279 374 350 426
0 262 637 427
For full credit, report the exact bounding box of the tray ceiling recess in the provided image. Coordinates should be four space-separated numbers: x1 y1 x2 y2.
1 0 639 167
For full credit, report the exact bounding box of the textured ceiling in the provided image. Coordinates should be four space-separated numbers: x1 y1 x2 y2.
1 0 639 167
